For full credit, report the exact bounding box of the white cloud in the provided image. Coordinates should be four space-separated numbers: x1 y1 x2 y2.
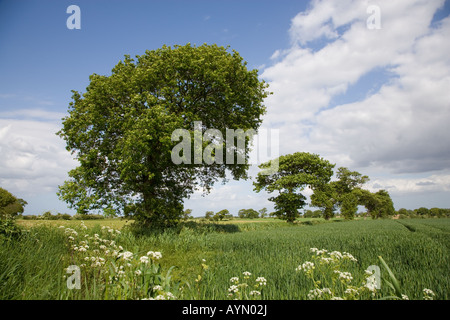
0 117 77 198
366 174 450 195
261 0 449 173
254 0 450 209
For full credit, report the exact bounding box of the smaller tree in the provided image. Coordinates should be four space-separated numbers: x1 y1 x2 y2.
415 207 430 216
258 207 268 218
254 152 335 223
214 209 229 221
183 209 193 221
205 211 214 220
0 187 27 219
357 189 395 219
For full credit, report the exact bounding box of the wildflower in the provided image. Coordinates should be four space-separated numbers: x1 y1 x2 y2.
307 288 332 300
331 296 344 300
401 294 409 300
153 285 163 291
364 276 378 295
330 251 343 260
319 257 333 264
250 290 261 296
165 292 176 300
140 256 149 264
423 288 435 300
255 277 267 287
296 261 315 273
344 288 359 297
334 270 353 282
118 251 133 261
243 271 251 278
343 252 357 262
135 270 142 276
228 285 239 293
230 277 239 284
147 251 162 260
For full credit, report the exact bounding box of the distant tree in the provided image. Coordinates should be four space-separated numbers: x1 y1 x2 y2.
183 209 193 220
0 187 27 219
238 209 259 219
258 207 268 218
312 210 322 218
429 207 440 217
254 152 334 223
415 207 430 216
214 209 229 221
247 209 259 219
357 189 395 219
303 209 314 218
311 167 369 220
340 192 359 220
205 211 214 220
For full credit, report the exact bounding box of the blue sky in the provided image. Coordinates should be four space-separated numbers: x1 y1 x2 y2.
1 0 449 217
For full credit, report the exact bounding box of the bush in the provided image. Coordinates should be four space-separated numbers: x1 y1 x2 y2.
72 213 105 220
0 218 23 241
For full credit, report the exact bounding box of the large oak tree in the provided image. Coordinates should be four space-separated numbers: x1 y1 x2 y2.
57 44 270 227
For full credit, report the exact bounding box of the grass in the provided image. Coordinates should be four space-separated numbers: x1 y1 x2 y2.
2 217 450 300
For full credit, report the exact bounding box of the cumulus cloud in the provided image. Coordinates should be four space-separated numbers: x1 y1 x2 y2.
261 0 450 177
0 116 77 197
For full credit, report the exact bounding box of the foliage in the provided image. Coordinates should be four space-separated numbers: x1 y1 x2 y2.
183 209 193 221
213 209 232 221
2 218 449 300
62 221 180 299
226 272 267 300
204 211 214 220
311 167 369 220
254 152 335 223
0 187 27 219
57 43 270 227
0 218 23 241
296 248 436 300
238 208 260 219
356 189 395 219
258 207 268 218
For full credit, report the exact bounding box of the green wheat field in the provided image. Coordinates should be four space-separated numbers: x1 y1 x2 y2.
1 217 449 300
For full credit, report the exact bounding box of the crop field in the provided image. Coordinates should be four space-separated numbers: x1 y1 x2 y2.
1 217 449 300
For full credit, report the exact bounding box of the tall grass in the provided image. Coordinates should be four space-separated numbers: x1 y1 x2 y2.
1 218 449 299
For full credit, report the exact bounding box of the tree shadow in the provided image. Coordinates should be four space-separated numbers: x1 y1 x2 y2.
180 220 241 234
127 220 241 237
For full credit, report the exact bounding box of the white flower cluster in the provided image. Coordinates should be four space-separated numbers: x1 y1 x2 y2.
423 288 435 300
296 261 315 273
334 270 353 283
147 251 162 260
307 288 332 300
230 277 239 284
227 273 267 300
61 221 176 300
255 277 267 287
